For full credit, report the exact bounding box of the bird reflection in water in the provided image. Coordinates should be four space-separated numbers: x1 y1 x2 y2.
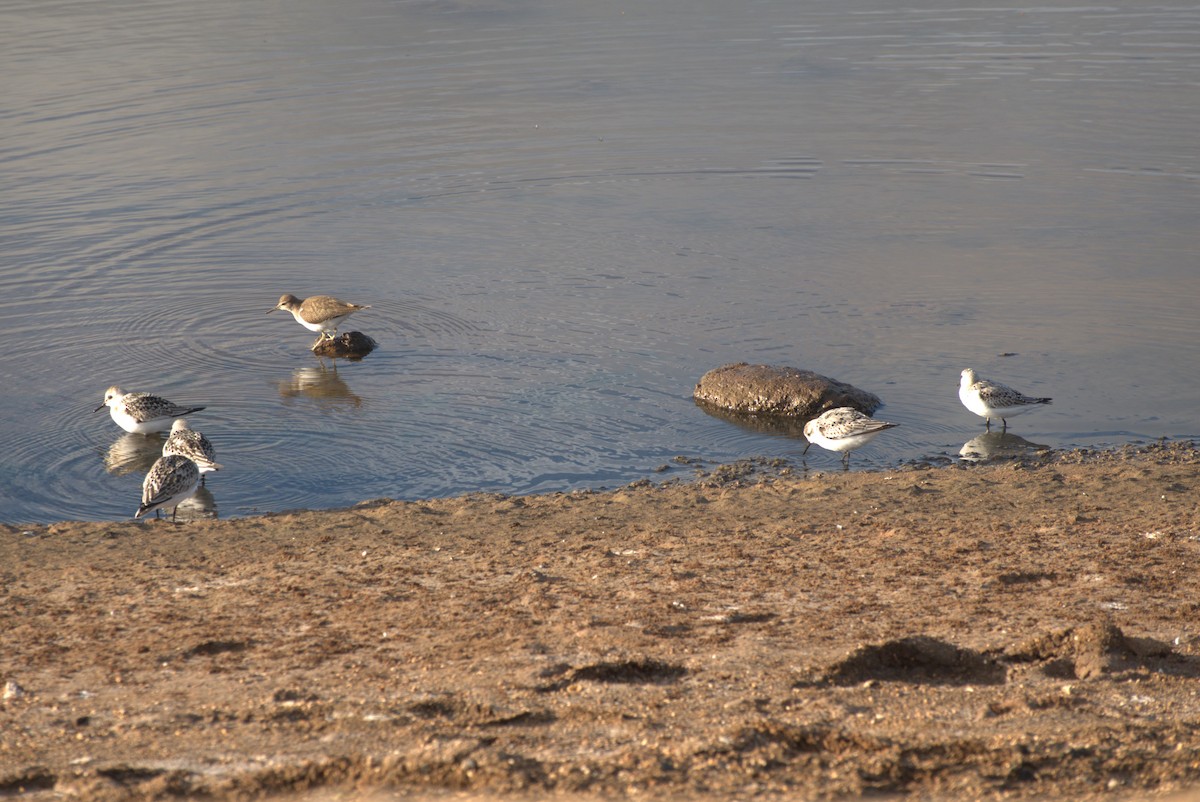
959 431 1050 463
104 434 221 519
103 432 165 476
173 484 218 522
278 364 363 412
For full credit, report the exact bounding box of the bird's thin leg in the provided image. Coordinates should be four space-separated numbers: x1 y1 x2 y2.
803 443 811 455
985 418 992 431
1001 418 1008 432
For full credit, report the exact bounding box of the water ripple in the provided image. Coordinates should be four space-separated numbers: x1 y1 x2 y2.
2 0 1197 523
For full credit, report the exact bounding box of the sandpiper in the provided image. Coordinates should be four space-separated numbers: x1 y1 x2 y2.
959 368 1051 431
162 418 222 479
803 407 900 468
269 293 370 344
136 454 200 520
95 386 205 434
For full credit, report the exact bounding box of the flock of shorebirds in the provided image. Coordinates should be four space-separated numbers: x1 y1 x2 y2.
97 290 1052 518
95 293 370 520
803 367 1052 467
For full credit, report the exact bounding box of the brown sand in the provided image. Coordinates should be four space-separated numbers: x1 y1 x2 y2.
2 443 1200 801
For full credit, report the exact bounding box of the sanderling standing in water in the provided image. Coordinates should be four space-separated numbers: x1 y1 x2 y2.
163 419 222 482
95 386 205 434
270 294 370 345
803 407 900 468
959 368 1051 431
136 455 200 520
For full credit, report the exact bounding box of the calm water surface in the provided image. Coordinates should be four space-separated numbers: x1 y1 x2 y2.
2 0 1198 523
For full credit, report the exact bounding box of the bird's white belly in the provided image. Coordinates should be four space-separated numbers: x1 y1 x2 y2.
959 388 991 418
111 407 173 434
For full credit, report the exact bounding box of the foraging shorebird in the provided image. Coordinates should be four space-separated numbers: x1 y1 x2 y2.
803 407 899 468
269 293 370 345
95 386 205 434
959 368 1051 431
136 455 200 521
162 418 222 480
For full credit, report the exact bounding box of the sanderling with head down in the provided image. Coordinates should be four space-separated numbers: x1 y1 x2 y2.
959 368 1051 431
803 406 899 468
270 293 370 344
136 454 200 520
163 418 222 479
95 386 205 434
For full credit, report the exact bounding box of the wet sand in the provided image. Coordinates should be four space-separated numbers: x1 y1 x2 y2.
3 443 1200 801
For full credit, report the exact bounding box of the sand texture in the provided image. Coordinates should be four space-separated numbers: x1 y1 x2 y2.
3 443 1200 801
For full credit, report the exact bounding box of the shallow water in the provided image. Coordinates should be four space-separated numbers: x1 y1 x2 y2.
2 0 1198 524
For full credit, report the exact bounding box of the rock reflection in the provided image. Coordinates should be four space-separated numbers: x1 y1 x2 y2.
103 433 165 476
278 365 363 412
694 402 808 439
959 431 1050 463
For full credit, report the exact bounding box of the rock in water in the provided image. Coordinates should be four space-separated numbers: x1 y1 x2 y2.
693 363 882 419
312 331 377 360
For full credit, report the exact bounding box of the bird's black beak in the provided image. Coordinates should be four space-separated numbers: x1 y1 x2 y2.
93 403 105 413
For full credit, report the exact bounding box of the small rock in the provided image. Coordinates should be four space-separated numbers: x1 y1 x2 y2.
312 331 377 360
4 680 26 699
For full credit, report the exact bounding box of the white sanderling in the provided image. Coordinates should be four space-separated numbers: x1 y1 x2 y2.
270 293 370 345
959 368 1051 431
803 406 900 468
136 454 200 520
95 386 205 434
162 418 222 480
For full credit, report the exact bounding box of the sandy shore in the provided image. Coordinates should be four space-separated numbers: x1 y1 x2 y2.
3 443 1200 801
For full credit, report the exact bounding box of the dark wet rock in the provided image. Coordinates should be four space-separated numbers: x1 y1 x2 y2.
693 363 882 419
312 331 377 360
